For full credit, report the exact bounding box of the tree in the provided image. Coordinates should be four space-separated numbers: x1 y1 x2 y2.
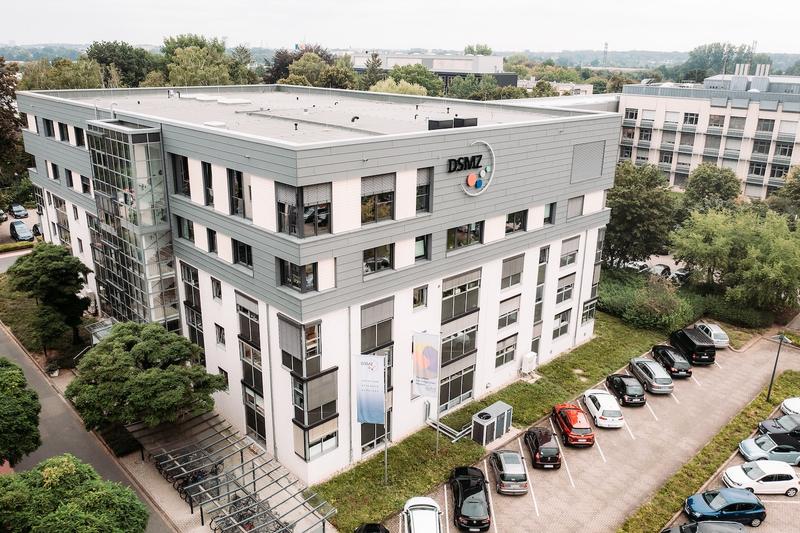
464 44 492 56
447 74 481 99
530 80 559 98
767 167 800 223
65 322 227 429
277 73 311 86
162 34 225 63
359 52 384 90
389 64 443 96
586 76 608 94
466 75 499 100
263 48 295 83
139 70 167 87
0 358 41 467
369 78 427 96
0 454 148 532
85 41 158 87
167 46 231 86
683 163 741 212
19 58 104 90
603 162 676 267
786 61 800 76
228 45 257 84
294 44 335 65
32 306 68 359
606 73 635 93
287 52 327 86
318 63 357 89
0 57 32 186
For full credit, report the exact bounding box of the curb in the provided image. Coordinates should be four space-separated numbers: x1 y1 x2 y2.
0 319 180 533
728 333 764 353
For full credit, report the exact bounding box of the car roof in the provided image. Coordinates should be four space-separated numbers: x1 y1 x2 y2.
586 390 619 408
699 323 725 333
609 373 641 386
556 404 589 426
745 460 796 475
404 496 440 512
632 357 671 376
495 450 525 473
695 522 746 532
452 466 485 482
714 487 762 504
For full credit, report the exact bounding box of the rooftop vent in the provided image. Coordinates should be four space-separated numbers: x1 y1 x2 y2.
428 119 454 130
454 117 478 128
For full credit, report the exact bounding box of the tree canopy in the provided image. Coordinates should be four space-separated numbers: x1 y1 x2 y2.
287 52 327 86
0 453 148 532
65 322 227 429
683 163 741 212
318 63 357 89
167 46 231 86
369 78 427 96
85 41 159 87
18 58 104 90
359 52 384 90
0 56 32 187
0 357 41 467
603 162 676 267
162 34 226 63
389 64 443 96
464 44 492 56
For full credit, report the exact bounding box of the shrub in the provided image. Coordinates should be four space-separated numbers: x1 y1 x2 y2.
609 276 694 334
704 294 774 328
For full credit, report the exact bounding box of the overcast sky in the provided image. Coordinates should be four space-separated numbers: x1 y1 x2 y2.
5 0 799 53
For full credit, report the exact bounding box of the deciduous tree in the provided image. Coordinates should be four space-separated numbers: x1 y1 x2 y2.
277 73 311 86
162 34 225 63
318 63 357 89
85 41 159 87
287 52 327 86
139 70 167 87
683 163 741 212
389 64 443 96
464 44 492 56
369 78 427 96
0 357 41 467
167 46 231 86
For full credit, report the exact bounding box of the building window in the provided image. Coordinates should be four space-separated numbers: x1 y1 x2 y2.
582 300 597 323
65 169 74 188
439 365 474 412
42 119 55 138
72 205 78 220
775 142 794 158
80 175 91 195
441 324 478 366
639 128 652 141
415 234 430 262
211 277 222 300
233 239 253 268
227 168 246 218
74 127 85 147
624 108 638 120
185 306 204 349
242 385 266 445
729 116 746 131
505 210 527 234
595 227 605 263
753 139 771 155
218 367 229 390
171 154 190 196
683 113 699 125
679 132 695 148
361 173 395 224
176 216 194 242
553 309 571 339
749 162 767 177
446 221 483 251
501 255 524 289
441 269 481 322
619 145 633 160
207 228 217 253
622 127 635 141
279 259 318 292
416 167 432 213
361 410 391 453
77 238 83 253
363 243 394 275
215 324 226 345
771 165 789 179
413 286 428 308
276 183 332 238
705 136 721 150
57 122 70 141
202 161 213 206
306 428 338 461
181 261 201 309
280 316 322 377
495 335 517 368
659 151 673 165
498 296 520 329
559 236 580 267
50 162 60 180
543 202 556 225
709 115 725 128
556 274 576 304
757 119 775 133
664 111 679 125
567 196 584 220
531 335 541 354
292 372 338 427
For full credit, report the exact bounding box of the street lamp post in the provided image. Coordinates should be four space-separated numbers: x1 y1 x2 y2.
767 334 788 403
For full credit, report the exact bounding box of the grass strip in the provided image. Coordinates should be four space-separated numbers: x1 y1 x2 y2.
0 241 34 253
618 370 800 533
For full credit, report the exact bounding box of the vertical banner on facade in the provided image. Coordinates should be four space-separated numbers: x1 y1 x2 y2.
412 333 441 399
355 354 385 424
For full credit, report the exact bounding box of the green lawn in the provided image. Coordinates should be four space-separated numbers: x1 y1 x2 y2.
619 370 800 533
315 313 663 531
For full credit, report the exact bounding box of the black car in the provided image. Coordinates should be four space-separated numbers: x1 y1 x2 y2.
449 467 491 532
669 328 716 365
523 427 561 469
758 413 800 441
605 373 646 406
651 344 693 378
32 223 42 237
660 521 745 533
354 524 389 533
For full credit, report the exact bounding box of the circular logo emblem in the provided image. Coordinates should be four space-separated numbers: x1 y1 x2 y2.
461 140 496 197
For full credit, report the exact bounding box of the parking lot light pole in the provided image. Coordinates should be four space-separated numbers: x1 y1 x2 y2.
767 334 788 402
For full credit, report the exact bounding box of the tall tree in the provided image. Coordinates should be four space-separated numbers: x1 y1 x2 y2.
464 44 492 56
139 70 167 87
85 41 158 87
359 52 384 90
0 357 41 467
530 80 559 98
19 58 104 91
318 63 357 89
603 162 676 267
389 64 443 96
276 73 311 86
263 48 295 83
287 52 327 86
683 163 741 212
0 454 148 532
228 44 257 84
766 166 800 223
167 46 231 86
0 57 31 186
369 78 427 96
447 74 481 99
66 322 227 429
162 34 226 63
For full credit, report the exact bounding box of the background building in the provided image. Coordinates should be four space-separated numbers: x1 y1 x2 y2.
18 85 616 484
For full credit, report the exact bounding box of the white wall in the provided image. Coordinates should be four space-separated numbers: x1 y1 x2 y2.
332 176 361 233
211 164 229 214
251 175 276 232
393 237 415 269
483 214 505 243
394 169 417 220
187 158 205 205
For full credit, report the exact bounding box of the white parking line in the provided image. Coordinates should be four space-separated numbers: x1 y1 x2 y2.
671 392 681 404
691 375 702 387
400 509 405 533
594 435 607 463
482 459 499 533
760 500 800 504
444 484 450 533
714 360 723 369
623 419 636 440
645 401 660 421
549 417 576 489
517 437 540 517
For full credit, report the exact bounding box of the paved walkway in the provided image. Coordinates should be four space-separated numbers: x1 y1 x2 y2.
0 322 174 533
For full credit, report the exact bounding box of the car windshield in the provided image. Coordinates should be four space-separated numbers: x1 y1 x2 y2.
602 409 622 418
702 490 729 510
571 427 592 435
461 493 487 517
713 333 726 340
655 378 672 385
755 434 776 451
777 415 797 430
500 472 526 482
539 446 559 457
742 463 766 480
626 384 644 395
673 359 690 369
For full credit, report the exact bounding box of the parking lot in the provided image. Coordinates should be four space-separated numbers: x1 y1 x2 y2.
0 210 40 245
387 337 800 533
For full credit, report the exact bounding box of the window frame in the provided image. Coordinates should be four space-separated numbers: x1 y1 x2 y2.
543 202 556 225
446 221 484 251
413 285 428 309
279 259 318 293
505 210 527 234
553 309 571 339
415 234 431 262
232 239 253 269
363 243 394 276
495 335 517 368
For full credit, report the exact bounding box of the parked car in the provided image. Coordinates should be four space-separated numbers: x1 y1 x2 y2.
696 323 730 349
552 403 594 447
669 328 716 365
661 522 745 533
9 221 34 242
651 344 693 378
722 460 800 497
782 397 800 416
758 413 800 440
403 497 442 533
449 467 491 532
354 525 390 533
582 389 624 428
628 357 674 394
684 488 766 527
648 263 672 278
488 450 528 495
0 209 7 222
739 433 800 464
9 204 28 218
606 373 647 406
669 267 693 285
523 427 561 469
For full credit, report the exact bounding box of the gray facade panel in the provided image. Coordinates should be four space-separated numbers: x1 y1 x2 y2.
23 131 93 178
29 167 97 214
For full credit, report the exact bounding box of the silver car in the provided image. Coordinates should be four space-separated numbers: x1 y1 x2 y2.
696 323 730 349
629 357 674 394
739 434 800 465
488 450 528 495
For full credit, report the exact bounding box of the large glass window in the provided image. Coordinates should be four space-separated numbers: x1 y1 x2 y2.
683 113 699 125
242 385 266 445
228 168 246 218
363 244 394 275
280 316 322 377
553 309 571 339
361 298 394 391
361 173 395 224
181 261 201 309
292 372 338 426
171 153 190 196
279 260 317 292
202 161 213 206
441 325 478 365
495 335 517 368
416 167 432 213
233 239 253 268
439 366 474 412
277 183 331 237
775 142 794 158
749 162 767 177
757 119 775 133
709 115 725 128
753 139 771 155
446 221 484 251
441 270 481 322
729 116 746 131
505 210 527 234
624 108 638 120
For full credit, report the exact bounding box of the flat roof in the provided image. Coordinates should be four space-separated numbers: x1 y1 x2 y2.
22 85 602 146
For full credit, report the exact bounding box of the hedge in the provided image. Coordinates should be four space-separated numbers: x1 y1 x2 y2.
0 241 35 254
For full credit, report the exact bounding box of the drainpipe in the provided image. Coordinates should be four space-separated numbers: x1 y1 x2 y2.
571 227 591 347
265 308 279 460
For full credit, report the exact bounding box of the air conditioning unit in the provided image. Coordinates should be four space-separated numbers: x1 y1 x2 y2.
520 351 537 374
472 401 513 446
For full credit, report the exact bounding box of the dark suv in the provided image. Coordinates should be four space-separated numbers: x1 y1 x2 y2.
605 373 646 406
669 328 716 365
651 345 693 378
449 467 491 531
523 427 561 469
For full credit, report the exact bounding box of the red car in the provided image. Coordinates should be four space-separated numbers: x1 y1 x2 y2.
551 403 595 447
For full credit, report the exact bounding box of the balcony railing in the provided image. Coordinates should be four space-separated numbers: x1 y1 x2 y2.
677 144 695 154
772 154 792 165
640 119 654 128
620 137 634 146
722 149 740 159
660 142 675 151
637 140 651 149
703 148 720 157
675 162 691 172
681 124 697 132
663 122 678 131
750 152 769 163
622 118 637 127
706 126 723 135
777 133 796 143
726 129 744 138
754 130 774 140
747 173 766 183
658 162 673 171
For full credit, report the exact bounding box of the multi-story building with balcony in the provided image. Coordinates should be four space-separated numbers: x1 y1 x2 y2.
618 67 800 198
17 85 616 484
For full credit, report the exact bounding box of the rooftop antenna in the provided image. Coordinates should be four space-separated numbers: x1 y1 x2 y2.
603 42 608 67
